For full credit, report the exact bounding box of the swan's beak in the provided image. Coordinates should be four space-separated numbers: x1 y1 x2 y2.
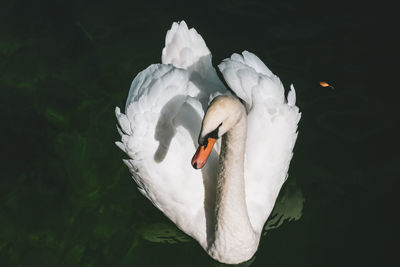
191 138 217 169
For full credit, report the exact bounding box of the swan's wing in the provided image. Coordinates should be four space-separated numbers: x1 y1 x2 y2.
218 51 301 235
116 21 226 249
116 64 219 248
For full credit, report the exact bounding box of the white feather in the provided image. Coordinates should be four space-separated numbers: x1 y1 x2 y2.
288 84 297 107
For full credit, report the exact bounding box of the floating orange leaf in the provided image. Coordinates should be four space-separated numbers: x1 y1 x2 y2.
320 81 334 89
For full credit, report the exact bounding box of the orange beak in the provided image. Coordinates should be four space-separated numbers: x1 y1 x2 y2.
191 138 217 169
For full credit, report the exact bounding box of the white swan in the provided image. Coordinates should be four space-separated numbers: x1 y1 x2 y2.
115 21 300 264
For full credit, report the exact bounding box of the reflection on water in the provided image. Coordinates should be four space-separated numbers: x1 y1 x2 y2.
138 223 191 244
263 177 303 233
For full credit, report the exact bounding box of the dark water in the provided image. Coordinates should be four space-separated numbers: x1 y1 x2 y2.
1 0 398 266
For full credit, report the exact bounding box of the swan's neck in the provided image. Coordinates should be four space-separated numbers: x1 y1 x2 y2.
209 114 258 263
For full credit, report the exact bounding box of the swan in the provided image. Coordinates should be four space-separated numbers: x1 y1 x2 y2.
115 21 300 264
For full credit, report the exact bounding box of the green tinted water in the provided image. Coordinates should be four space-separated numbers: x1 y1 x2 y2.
1 0 397 266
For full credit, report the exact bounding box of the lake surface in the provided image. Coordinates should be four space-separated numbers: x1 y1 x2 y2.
1 0 397 266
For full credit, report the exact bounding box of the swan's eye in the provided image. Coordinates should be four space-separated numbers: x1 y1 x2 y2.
208 127 219 140
199 123 222 146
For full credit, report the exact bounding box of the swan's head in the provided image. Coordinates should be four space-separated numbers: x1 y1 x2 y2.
191 95 245 169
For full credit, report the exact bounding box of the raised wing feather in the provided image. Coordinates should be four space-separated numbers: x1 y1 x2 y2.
162 21 228 108
219 50 285 109
218 51 301 235
162 21 210 72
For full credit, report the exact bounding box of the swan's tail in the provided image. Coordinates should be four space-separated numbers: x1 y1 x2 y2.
162 21 212 77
